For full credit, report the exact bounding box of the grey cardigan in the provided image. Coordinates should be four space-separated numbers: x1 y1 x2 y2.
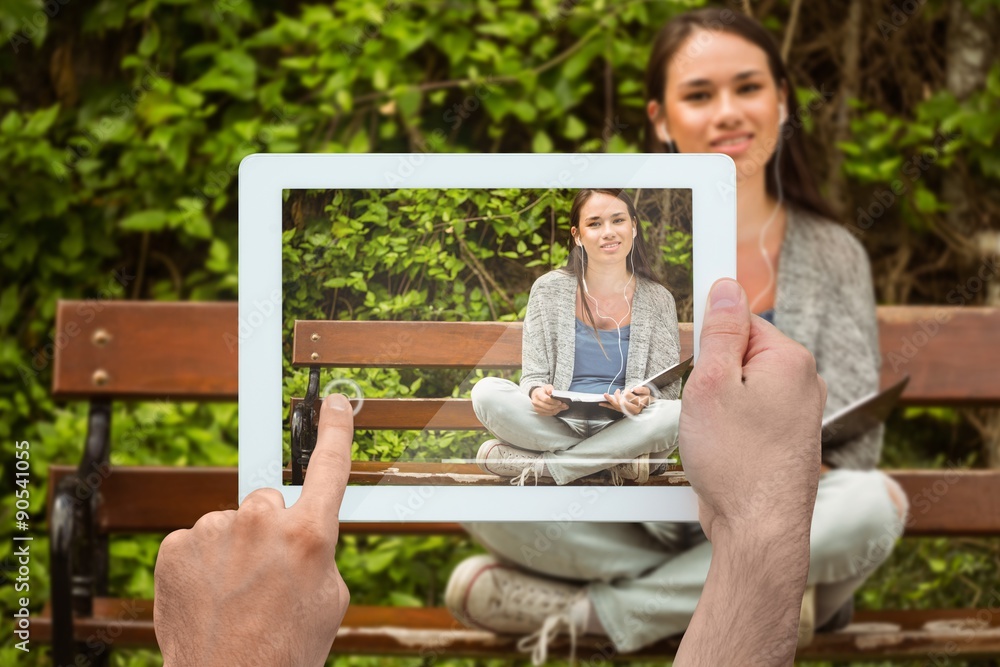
517 206 881 470
519 270 682 402
774 206 882 470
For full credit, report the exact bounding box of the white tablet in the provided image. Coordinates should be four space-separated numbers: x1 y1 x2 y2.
239 154 735 522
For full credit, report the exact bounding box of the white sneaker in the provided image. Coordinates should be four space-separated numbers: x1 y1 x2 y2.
445 554 585 664
798 585 816 647
608 452 650 484
476 439 547 484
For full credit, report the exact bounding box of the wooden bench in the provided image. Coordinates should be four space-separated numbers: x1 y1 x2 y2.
36 301 1000 664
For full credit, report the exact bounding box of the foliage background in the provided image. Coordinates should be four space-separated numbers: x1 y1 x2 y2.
1 0 998 665
281 186 692 465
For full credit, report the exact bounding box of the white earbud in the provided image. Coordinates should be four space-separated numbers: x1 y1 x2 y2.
575 237 582 247
632 227 637 238
779 106 788 125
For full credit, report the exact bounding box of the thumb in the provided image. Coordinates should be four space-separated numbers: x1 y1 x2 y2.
693 279 751 389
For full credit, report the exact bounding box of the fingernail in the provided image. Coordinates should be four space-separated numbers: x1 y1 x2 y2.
324 394 347 410
710 279 741 311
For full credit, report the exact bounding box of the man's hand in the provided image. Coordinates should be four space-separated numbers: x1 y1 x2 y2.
154 394 354 667
530 384 569 416
674 279 825 667
679 278 825 542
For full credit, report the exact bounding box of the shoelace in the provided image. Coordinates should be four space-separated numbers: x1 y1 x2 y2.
607 456 643 486
516 608 578 666
510 459 545 486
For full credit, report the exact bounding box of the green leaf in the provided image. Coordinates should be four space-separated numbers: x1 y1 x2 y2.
0 285 19 327
511 100 537 123
142 103 188 124
22 105 60 137
395 88 422 117
0 111 21 134
120 210 169 232
563 115 586 140
913 187 938 214
373 66 390 91
532 130 553 153
347 132 369 153
138 24 161 57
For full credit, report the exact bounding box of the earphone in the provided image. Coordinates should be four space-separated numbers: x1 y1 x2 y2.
575 224 638 396
779 106 788 125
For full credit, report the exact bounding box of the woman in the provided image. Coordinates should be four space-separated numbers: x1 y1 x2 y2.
446 8 910 663
470 188 683 486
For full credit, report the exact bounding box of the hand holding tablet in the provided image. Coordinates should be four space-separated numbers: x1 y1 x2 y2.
675 278 825 665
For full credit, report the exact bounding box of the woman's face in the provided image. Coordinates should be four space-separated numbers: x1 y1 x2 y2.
648 30 786 179
572 192 635 266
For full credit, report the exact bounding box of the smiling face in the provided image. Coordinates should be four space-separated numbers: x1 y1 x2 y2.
648 30 786 180
571 192 635 265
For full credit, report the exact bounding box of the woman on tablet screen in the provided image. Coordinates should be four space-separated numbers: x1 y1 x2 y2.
468 187 683 487
446 8 910 662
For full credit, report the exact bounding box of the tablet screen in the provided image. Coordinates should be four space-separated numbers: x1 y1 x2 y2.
281 187 694 490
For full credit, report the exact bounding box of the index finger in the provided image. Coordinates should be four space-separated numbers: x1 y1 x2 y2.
297 394 354 536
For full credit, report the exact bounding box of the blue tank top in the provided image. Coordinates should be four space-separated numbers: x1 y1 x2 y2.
568 319 630 394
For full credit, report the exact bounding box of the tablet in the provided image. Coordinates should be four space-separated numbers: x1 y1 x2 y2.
239 154 735 522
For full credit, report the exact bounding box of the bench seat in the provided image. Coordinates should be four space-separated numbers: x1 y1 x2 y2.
32 600 1000 660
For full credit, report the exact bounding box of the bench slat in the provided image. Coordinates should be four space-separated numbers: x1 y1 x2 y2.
53 301 1000 404
53 302 238 400
292 397 485 430
31 601 1000 659
47 466 1000 537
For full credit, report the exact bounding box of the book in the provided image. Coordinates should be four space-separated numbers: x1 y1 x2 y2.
549 356 693 420
822 375 910 449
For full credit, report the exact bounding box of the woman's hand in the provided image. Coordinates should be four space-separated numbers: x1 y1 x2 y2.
602 385 653 415
530 384 569 416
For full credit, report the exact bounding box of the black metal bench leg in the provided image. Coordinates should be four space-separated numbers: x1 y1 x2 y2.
51 400 111 667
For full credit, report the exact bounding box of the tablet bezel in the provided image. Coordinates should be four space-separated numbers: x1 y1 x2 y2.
238 153 735 521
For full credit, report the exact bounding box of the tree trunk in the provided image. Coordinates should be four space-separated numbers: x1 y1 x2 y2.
943 1 999 467
826 0 862 214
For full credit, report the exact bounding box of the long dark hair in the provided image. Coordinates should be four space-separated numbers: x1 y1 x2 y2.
644 8 836 221
561 189 663 351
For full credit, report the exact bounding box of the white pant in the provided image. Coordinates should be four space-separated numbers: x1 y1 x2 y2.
471 376 681 484
466 468 906 652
